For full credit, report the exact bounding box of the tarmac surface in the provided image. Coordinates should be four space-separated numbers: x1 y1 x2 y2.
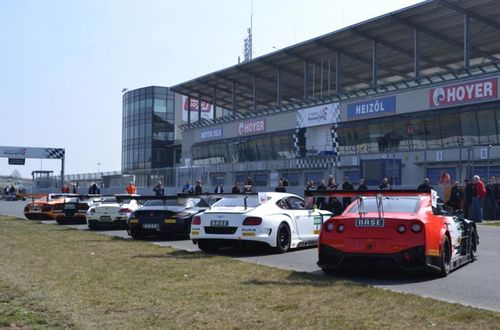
1 199 499 312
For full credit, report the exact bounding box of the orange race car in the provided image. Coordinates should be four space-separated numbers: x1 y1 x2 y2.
305 190 479 277
52 195 101 224
24 194 76 220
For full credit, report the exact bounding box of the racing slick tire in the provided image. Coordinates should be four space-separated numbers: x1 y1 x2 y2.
439 235 451 277
470 227 478 261
88 222 97 230
129 228 145 240
197 240 220 253
274 222 291 253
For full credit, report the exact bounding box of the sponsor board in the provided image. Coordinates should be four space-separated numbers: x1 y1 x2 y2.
238 119 266 136
200 127 223 141
297 103 339 128
429 78 497 108
347 96 396 119
0 146 65 159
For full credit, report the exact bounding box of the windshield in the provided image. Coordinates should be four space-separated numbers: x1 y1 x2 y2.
97 197 118 204
348 197 421 214
143 198 202 208
212 197 260 208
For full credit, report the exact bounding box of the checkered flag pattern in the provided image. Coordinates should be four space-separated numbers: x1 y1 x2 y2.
45 148 65 159
331 103 341 166
296 157 333 169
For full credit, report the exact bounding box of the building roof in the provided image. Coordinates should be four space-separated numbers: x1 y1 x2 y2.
172 0 500 129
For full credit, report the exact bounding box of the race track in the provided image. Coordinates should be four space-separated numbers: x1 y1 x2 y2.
2 200 499 312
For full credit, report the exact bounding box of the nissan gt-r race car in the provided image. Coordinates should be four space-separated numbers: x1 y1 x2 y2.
23 194 77 220
52 195 102 224
127 195 209 240
305 189 478 277
86 195 140 230
190 192 333 253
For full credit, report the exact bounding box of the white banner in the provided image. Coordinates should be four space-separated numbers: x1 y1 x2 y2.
297 103 339 128
0 146 65 159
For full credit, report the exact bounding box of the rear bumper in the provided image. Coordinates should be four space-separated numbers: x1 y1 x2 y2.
88 219 127 229
318 244 432 272
54 214 87 224
129 221 191 236
24 212 53 220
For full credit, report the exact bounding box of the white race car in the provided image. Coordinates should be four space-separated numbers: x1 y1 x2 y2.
190 192 332 253
86 195 140 230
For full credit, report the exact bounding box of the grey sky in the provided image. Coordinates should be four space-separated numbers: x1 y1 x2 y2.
0 0 421 178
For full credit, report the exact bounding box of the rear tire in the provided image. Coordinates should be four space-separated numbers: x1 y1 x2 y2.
274 222 291 253
470 227 478 261
197 240 219 253
439 235 451 277
129 228 145 240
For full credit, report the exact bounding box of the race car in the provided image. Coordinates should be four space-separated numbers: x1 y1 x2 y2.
52 195 101 224
23 194 76 220
306 189 479 277
190 192 333 253
127 195 209 240
86 195 140 230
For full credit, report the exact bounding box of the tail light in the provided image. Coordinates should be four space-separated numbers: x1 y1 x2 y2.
42 205 52 212
88 208 96 215
119 208 132 214
324 221 335 232
24 205 29 212
337 224 345 233
192 216 201 225
242 217 262 225
397 224 406 233
410 222 423 233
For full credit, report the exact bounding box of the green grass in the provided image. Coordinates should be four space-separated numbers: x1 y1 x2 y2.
481 221 500 227
0 215 500 329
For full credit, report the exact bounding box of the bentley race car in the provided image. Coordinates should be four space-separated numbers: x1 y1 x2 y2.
190 192 333 253
127 195 209 240
86 195 140 230
24 194 76 220
306 189 479 277
52 195 102 224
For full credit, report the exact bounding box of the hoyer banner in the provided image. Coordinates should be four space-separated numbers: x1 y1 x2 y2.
429 78 497 108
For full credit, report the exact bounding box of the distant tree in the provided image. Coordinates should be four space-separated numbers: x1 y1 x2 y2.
10 170 21 178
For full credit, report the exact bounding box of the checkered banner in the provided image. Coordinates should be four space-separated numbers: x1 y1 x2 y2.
45 148 65 159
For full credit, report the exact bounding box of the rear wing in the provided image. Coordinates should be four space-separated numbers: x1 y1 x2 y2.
177 193 259 210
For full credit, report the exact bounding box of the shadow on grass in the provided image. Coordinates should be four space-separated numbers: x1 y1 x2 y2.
242 271 349 288
130 249 216 260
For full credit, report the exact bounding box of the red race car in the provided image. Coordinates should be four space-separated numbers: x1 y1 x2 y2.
305 190 478 277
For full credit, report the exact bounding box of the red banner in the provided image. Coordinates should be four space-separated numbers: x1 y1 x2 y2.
429 78 497 108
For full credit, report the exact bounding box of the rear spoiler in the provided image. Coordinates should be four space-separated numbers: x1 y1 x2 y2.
115 195 176 202
177 193 259 210
304 189 434 198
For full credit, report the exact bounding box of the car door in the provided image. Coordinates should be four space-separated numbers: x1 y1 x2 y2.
286 196 315 241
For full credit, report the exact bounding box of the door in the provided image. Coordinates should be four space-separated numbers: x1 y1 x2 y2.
286 196 315 241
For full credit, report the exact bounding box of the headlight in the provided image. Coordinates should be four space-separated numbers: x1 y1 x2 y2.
88 208 95 215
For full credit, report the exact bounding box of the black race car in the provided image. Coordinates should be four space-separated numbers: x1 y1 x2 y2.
127 196 209 240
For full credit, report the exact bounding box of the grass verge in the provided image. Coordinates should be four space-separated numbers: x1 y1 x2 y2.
0 215 499 329
481 221 500 227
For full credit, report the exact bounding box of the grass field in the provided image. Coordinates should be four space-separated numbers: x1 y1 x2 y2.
1 216 500 329
482 221 500 227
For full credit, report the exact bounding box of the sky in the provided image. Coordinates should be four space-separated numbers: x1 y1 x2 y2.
0 0 422 178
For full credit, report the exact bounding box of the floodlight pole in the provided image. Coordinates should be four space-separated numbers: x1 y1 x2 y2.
61 157 65 188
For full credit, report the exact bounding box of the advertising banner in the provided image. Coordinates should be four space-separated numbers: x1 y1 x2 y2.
200 127 223 141
347 96 396 119
429 78 497 108
297 103 339 128
237 118 266 136
0 146 65 159
182 96 213 122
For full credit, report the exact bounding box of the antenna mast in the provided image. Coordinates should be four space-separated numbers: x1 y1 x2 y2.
243 0 253 62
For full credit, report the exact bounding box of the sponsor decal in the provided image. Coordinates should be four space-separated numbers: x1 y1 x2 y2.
258 192 268 204
183 98 211 112
429 78 497 108
313 216 323 225
355 218 385 227
237 119 266 136
2 148 27 157
313 229 321 235
200 127 223 140
428 248 440 256
347 96 396 119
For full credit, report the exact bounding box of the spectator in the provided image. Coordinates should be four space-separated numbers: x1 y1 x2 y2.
125 181 137 195
232 182 241 194
72 183 79 194
153 181 164 196
329 197 343 215
281 177 289 187
327 175 338 190
88 183 100 195
182 180 193 194
275 180 286 193
463 179 474 219
316 179 327 209
244 177 253 193
417 178 432 192
214 183 224 194
358 178 368 190
472 175 486 222
439 170 451 185
306 180 315 191
194 180 203 194
486 176 498 220
342 176 354 210
378 178 391 190
447 181 464 213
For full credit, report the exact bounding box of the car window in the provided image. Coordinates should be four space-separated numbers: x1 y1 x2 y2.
286 197 305 210
276 199 289 209
213 197 260 208
348 197 420 214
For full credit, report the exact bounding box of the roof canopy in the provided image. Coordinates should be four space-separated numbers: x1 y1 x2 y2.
172 0 500 127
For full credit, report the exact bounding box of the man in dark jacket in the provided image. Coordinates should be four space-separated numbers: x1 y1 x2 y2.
464 179 473 219
447 181 464 213
417 178 432 192
153 181 164 196
342 176 354 210
357 178 368 190
194 180 203 194
231 182 241 194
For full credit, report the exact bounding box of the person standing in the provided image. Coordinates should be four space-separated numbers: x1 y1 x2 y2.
125 181 137 194
214 183 224 194
182 180 193 193
447 181 464 213
472 175 486 222
378 178 391 190
327 175 338 190
439 170 451 185
275 180 286 193
280 177 289 187
417 178 432 192
316 179 327 209
357 178 368 190
194 180 203 194
486 176 498 220
231 182 241 194
88 183 100 194
341 176 354 210
463 179 474 219
153 181 164 196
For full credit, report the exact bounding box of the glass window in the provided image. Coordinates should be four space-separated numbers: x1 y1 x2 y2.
348 197 420 213
477 110 498 145
281 172 300 186
367 122 382 153
423 116 442 149
460 111 479 146
304 172 324 185
439 113 460 148
253 173 267 186
154 99 167 113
